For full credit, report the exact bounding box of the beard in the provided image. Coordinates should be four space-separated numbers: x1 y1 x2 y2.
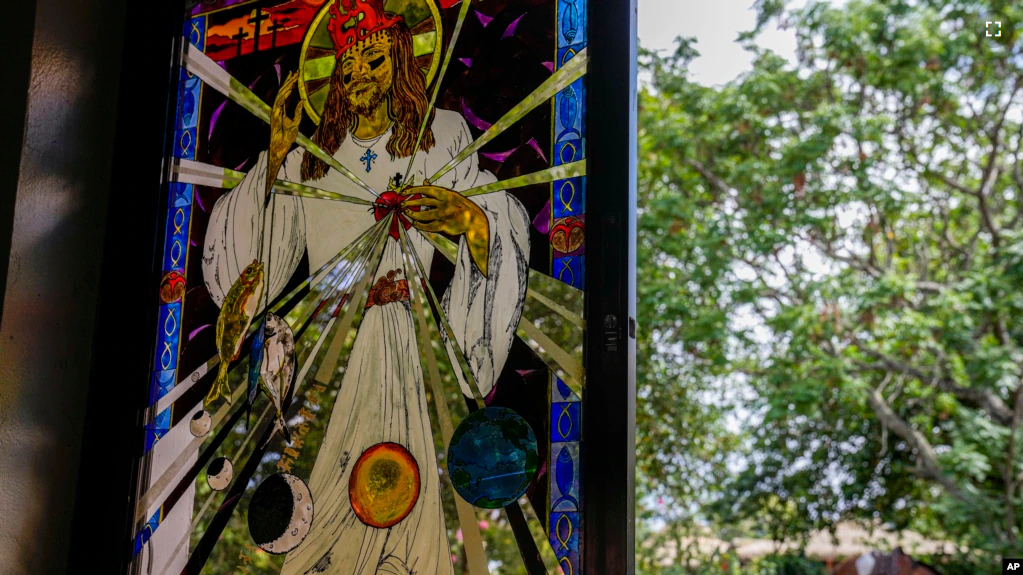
346 82 387 117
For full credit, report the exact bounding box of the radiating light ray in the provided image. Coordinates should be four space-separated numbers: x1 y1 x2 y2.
154 356 219 415
400 227 487 406
398 226 490 575
273 179 374 206
169 169 238 190
281 222 389 398
404 0 474 184
169 159 374 206
286 220 391 387
526 287 584 329
171 156 245 183
420 232 584 317
430 48 589 182
462 160 586 197
158 402 274 575
136 224 386 536
283 221 385 324
136 390 241 524
182 43 378 197
513 497 563 572
314 221 390 384
524 269 585 322
420 230 458 262
517 318 583 396
421 235 584 395
503 501 556 575
154 222 383 415
137 223 389 524
420 231 587 362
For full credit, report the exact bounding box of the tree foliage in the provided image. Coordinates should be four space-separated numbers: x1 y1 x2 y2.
637 0 1023 570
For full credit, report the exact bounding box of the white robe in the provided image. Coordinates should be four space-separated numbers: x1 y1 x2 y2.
202 109 530 575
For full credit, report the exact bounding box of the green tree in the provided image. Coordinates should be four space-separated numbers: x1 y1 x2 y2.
637 0 1023 571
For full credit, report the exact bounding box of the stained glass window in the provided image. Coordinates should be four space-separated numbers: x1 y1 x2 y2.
131 0 588 573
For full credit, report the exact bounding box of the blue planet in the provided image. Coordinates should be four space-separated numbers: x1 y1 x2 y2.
448 407 539 509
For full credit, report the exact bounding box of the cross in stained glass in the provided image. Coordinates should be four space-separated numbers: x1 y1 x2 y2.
360 149 378 173
248 9 271 51
267 19 282 50
231 28 249 58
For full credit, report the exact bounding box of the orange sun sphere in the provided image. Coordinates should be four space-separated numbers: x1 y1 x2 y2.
348 442 420 529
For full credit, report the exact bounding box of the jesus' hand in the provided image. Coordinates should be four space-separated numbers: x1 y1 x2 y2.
402 186 490 277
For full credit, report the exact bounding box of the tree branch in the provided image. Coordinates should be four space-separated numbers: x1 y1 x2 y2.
864 387 964 498
973 82 1021 248
1005 384 1023 545
685 157 733 199
927 171 980 198
856 347 1014 426
807 235 883 279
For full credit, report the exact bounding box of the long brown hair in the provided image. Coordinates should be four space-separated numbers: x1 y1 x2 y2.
301 22 436 182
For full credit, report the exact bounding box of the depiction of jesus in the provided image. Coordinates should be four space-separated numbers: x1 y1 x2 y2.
201 2 530 574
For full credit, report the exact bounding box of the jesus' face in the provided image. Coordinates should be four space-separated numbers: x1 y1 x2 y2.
339 32 394 117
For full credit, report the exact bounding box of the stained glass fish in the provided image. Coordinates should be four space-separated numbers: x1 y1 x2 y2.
246 316 268 426
553 446 578 510
261 313 296 443
205 260 264 407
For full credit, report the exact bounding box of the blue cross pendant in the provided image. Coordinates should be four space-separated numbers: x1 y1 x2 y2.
360 149 378 173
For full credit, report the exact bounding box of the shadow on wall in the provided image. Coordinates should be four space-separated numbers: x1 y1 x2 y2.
0 0 128 573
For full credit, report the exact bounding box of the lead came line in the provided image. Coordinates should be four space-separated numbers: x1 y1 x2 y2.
419 231 585 397
152 222 381 415
398 225 491 575
136 222 389 526
462 160 587 197
182 43 379 197
430 48 589 183
403 0 475 184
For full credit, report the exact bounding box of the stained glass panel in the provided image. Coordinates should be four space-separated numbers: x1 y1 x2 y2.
131 1 588 573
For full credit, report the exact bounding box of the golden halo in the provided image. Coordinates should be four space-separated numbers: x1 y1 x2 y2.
298 0 443 125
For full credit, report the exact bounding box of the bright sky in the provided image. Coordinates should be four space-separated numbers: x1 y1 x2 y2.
638 0 809 86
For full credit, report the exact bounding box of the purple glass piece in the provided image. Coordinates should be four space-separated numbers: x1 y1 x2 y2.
533 200 552 235
475 10 493 27
503 14 525 39
210 72 267 140
481 148 519 163
189 324 212 341
526 137 548 163
461 98 493 131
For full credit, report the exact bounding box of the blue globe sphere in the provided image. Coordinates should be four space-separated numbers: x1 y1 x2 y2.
447 407 539 509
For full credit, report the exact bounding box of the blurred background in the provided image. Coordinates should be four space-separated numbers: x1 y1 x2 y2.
634 0 1022 573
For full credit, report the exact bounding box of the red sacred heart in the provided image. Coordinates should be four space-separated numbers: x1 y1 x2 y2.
373 191 423 240
550 216 585 254
159 270 186 303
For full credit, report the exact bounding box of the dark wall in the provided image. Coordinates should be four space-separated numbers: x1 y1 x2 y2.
0 0 128 572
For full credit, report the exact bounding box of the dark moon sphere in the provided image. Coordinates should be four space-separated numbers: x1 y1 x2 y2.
206 457 233 491
248 474 294 546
